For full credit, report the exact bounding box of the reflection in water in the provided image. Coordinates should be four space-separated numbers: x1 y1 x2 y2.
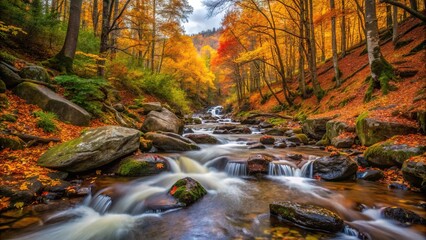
8 134 426 240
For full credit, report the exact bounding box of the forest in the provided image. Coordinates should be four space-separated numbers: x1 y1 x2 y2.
0 0 425 239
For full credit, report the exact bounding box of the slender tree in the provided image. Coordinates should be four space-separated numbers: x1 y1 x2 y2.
330 0 341 87
48 0 83 73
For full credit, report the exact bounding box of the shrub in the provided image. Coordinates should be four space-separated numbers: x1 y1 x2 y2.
55 75 108 116
33 111 57 133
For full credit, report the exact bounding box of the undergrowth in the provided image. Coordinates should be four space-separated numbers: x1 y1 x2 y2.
55 75 108 116
33 111 57 132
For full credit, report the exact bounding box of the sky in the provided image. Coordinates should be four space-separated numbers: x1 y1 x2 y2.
183 0 225 35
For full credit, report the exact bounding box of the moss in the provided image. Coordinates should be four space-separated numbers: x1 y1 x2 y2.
0 93 8 109
365 141 425 167
295 134 309 144
338 96 355 108
355 112 369 144
33 111 57 133
0 136 24 150
117 158 149 177
268 118 287 125
170 177 207 206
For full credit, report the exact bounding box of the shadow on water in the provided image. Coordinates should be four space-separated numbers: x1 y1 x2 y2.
5 134 426 240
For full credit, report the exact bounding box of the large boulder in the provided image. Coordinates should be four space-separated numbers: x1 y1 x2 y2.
270 201 344 233
356 117 418 146
247 154 276 175
402 154 426 191
303 117 335 140
314 155 358 181
141 108 184 134
116 154 169 177
326 121 353 141
13 82 91 126
184 133 220 144
0 63 23 88
144 132 200 152
263 128 286 136
364 138 425 168
140 102 162 114
19 65 51 83
38 126 141 172
169 177 207 206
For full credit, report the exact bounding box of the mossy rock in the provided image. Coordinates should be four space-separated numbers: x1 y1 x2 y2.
0 79 6 93
401 154 426 191
302 117 336 140
356 114 417 146
0 135 25 150
365 139 426 168
417 111 426 134
116 155 168 177
0 114 17 122
270 201 344 233
169 177 207 206
295 134 309 144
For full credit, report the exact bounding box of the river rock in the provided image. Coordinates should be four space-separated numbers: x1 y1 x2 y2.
285 136 301 145
184 133 220 144
326 121 353 141
116 154 168 177
19 65 51 83
382 207 426 225
303 117 336 140
263 128 285 136
259 121 274 128
270 201 344 233
274 141 287 148
38 126 141 172
356 117 418 146
248 143 266 149
145 132 200 152
141 108 184 134
402 154 426 191
13 82 91 126
241 118 260 125
331 135 355 148
140 102 162 114
0 63 23 88
356 168 384 181
229 127 252 134
247 154 275 175
260 135 275 145
314 155 358 181
364 138 425 168
169 177 207 206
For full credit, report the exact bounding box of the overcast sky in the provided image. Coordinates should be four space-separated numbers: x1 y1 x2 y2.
183 0 225 35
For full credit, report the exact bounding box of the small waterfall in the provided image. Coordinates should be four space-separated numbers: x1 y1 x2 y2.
166 156 208 173
225 162 247 176
89 194 112 214
268 160 314 178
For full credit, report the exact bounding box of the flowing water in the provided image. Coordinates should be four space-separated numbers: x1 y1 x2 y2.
4 128 426 240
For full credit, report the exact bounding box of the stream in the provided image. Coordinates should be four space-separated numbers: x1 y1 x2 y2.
4 126 426 240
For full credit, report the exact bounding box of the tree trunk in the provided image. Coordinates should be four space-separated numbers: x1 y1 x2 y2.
340 0 347 56
386 4 393 29
365 0 393 98
307 0 323 100
150 0 156 72
49 0 83 73
330 0 341 87
92 0 99 36
392 5 398 43
409 0 418 10
98 0 114 76
299 7 307 98
110 0 119 60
